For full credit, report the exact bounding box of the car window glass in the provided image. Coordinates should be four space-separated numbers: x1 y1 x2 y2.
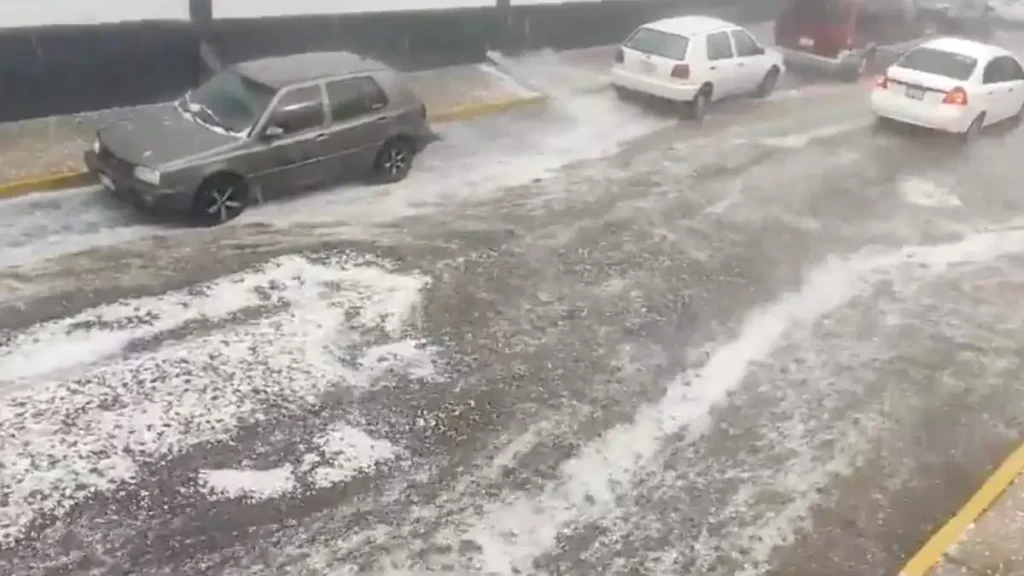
266 85 324 135
780 0 844 25
1007 57 1024 81
326 76 388 122
899 47 978 81
1000 58 1019 82
623 27 690 60
706 31 734 61
729 29 761 57
983 58 1007 84
185 70 275 134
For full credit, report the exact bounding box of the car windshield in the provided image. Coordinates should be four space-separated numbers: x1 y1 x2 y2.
180 70 275 135
898 47 978 80
624 28 690 60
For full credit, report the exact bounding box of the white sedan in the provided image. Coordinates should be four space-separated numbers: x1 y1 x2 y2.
870 36 1024 139
610 15 786 121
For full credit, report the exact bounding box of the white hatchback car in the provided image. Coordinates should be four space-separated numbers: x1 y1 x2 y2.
870 36 1024 138
610 15 786 120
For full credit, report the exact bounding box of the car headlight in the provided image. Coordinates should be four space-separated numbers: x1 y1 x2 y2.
133 166 160 185
92 138 100 154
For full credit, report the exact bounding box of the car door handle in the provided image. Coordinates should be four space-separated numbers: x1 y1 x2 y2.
374 116 387 123
314 133 328 141
709 66 717 70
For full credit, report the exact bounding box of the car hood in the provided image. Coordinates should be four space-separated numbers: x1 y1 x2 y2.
98 103 242 168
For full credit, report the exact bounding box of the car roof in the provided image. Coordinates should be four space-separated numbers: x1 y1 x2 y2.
918 36 1010 60
235 51 390 89
643 15 735 36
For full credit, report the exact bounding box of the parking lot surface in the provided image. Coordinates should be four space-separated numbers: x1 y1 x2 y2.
4 40 1024 575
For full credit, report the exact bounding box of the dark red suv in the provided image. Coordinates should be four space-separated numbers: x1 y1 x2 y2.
774 0 937 81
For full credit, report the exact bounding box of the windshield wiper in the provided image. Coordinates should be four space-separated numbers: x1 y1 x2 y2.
192 104 228 130
181 93 231 131
177 93 194 118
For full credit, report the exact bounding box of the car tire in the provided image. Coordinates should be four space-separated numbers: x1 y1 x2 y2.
614 86 631 101
1015 102 1024 126
840 49 873 83
753 67 780 99
191 173 248 227
962 113 985 142
687 87 711 122
373 137 414 184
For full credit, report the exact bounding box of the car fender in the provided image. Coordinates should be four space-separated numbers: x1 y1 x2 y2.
765 49 787 76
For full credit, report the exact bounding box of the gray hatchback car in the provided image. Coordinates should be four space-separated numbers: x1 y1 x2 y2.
85 51 434 225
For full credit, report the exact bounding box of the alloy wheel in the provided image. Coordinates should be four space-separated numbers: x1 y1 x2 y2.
383 147 407 177
206 186 242 222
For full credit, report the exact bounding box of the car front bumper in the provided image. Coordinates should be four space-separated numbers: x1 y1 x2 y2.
609 66 701 102
869 87 974 133
84 150 190 214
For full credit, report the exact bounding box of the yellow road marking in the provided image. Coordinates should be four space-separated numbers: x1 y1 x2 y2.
899 441 1024 575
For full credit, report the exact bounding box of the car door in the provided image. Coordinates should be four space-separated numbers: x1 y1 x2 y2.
320 75 391 181
729 28 769 93
1001 55 1024 118
704 30 739 98
980 57 1015 123
249 84 330 198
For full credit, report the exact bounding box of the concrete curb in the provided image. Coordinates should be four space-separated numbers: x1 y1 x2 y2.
0 171 97 201
898 441 1024 576
427 93 547 123
0 94 549 203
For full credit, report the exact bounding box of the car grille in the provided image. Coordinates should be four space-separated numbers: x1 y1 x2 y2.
97 144 134 176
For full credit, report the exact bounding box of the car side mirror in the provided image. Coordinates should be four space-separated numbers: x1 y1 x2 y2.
262 125 285 140
753 45 766 55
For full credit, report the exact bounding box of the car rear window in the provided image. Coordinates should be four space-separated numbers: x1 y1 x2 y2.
780 0 844 24
624 28 690 60
898 47 978 80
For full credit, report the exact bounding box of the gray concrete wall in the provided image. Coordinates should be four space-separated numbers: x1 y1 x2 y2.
0 0 782 123
0 1 198 122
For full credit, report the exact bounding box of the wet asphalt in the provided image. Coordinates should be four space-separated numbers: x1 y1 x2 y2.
3 69 1024 576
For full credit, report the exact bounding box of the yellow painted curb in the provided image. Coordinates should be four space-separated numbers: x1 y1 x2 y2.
0 170 95 201
0 95 548 202
428 94 547 123
899 441 1024 576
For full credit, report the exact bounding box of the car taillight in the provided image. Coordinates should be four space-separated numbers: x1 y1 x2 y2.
614 47 624 64
875 75 888 89
671 63 690 79
942 87 968 106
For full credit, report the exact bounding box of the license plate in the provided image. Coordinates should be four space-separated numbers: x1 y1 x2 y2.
639 59 656 74
798 36 814 47
905 87 925 100
98 172 114 190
